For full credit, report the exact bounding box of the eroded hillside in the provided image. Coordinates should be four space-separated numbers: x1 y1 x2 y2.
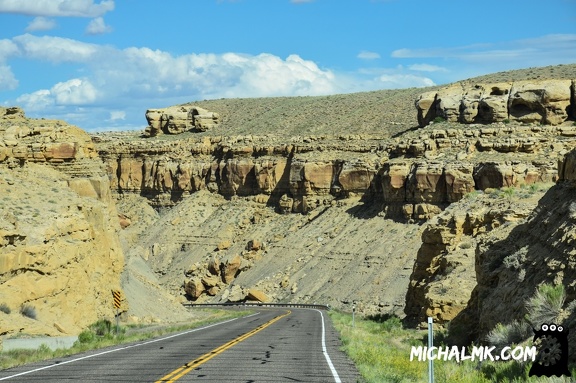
94 65 575 318
1 64 576 341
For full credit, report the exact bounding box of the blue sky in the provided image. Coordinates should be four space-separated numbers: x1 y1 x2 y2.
0 0 575 131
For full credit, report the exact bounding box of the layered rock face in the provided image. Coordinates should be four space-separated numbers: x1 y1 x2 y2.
446 149 576 348
416 79 575 127
0 107 125 337
404 186 549 327
98 117 574 222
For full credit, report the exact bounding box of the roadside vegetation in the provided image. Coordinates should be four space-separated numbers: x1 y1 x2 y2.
330 284 576 383
0 309 250 370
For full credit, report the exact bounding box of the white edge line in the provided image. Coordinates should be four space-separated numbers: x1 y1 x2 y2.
0 313 259 381
314 309 342 383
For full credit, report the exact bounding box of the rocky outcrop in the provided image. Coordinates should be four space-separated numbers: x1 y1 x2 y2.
145 105 220 136
404 190 544 327
420 149 576 352
97 121 572 221
184 250 265 302
416 79 575 126
0 108 125 337
0 107 98 166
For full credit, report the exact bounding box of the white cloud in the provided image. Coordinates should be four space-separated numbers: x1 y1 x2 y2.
0 65 18 90
12 34 100 62
16 89 53 111
0 0 114 17
0 38 18 58
222 53 337 97
85 17 112 35
392 34 576 64
17 78 97 111
25 16 57 32
408 63 448 72
109 110 125 121
377 74 435 88
357 50 380 60
0 39 18 90
10 39 339 116
52 78 97 105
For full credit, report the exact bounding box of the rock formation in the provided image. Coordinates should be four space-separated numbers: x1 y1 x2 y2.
144 105 220 136
445 149 576 351
98 118 573 221
416 79 575 127
0 107 125 336
404 185 549 327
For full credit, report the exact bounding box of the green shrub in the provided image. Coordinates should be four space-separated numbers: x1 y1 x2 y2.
20 304 37 320
77 330 95 344
433 116 446 124
381 316 403 333
0 303 11 314
464 190 479 200
90 319 113 336
502 187 515 199
485 320 531 349
526 283 565 326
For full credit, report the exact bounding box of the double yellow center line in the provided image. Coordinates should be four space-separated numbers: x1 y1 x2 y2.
155 310 291 382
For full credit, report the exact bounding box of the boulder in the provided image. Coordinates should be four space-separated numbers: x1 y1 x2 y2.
508 80 572 125
184 278 205 299
476 83 511 123
246 288 270 303
201 274 220 288
208 256 221 276
217 239 232 251
223 254 242 283
415 91 439 126
436 86 463 122
228 285 245 302
245 239 262 251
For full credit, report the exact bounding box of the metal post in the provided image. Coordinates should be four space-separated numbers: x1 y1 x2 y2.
428 317 434 383
352 303 356 328
116 308 119 336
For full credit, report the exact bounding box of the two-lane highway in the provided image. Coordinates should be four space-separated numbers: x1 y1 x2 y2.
0 308 360 382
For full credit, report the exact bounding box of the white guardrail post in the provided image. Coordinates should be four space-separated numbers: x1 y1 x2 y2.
428 316 434 383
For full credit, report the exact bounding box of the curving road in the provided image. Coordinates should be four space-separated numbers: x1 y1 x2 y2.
0 308 360 382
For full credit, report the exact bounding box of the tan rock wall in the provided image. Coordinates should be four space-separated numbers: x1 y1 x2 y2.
0 109 125 337
144 105 220 136
416 79 575 126
0 165 125 336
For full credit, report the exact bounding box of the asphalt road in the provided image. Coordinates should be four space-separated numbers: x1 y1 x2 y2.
0 308 360 382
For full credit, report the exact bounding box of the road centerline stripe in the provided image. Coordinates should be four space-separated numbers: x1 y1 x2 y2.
0 315 246 381
155 310 291 383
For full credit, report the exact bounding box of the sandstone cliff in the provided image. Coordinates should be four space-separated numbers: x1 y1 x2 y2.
445 149 576 346
416 79 575 126
97 117 574 222
0 107 125 337
92 71 576 317
404 183 552 327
